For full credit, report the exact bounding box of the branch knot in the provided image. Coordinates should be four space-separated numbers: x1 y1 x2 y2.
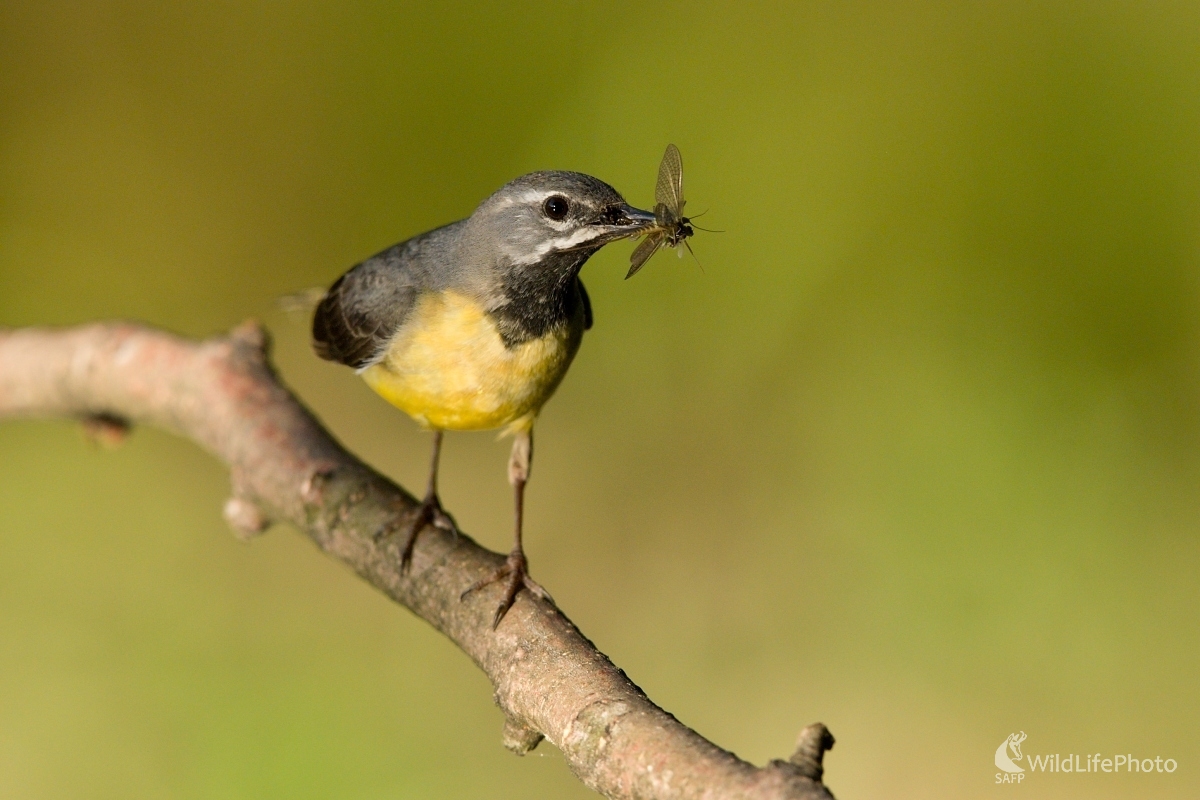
788 722 835 782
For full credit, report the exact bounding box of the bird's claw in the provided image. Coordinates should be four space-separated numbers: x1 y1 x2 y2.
461 549 551 629
376 493 458 573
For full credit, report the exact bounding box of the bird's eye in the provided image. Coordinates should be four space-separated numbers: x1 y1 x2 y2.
543 195 570 220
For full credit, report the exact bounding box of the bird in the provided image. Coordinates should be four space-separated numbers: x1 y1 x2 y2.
312 170 657 627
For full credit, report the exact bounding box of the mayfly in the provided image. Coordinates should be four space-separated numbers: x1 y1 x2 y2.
626 143 697 279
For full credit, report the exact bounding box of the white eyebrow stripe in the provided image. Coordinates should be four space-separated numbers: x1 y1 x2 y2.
492 189 552 209
514 189 553 204
498 190 573 230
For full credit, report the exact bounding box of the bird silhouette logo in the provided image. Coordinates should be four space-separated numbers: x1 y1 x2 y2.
995 732 1028 773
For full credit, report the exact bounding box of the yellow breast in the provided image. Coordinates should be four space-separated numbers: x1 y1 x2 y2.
361 290 582 432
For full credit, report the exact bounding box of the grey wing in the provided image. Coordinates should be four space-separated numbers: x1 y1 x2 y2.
655 144 684 214
312 244 421 369
577 276 593 330
313 220 467 368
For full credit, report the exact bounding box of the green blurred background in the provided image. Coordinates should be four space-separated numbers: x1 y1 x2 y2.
2 2 1197 798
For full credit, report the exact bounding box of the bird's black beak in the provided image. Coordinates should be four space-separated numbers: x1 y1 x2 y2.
589 203 658 244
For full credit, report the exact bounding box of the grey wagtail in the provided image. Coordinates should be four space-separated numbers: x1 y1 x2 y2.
312 170 656 627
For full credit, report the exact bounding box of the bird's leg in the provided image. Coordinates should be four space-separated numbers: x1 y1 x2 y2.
461 428 551 628
391 429 458 572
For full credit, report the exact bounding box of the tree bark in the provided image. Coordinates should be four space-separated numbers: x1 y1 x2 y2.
0 321 836 800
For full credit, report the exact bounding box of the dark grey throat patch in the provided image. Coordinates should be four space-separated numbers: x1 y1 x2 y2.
490 249 595 347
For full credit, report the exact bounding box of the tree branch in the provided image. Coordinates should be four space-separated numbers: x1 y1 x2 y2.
0 322 836 800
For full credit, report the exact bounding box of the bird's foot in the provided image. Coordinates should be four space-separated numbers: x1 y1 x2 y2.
377 492 458 573
461 549 552 629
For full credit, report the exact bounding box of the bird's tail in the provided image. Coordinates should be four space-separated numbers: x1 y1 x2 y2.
276 287 326 314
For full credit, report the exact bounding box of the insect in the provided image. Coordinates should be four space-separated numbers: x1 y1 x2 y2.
626 143 697 279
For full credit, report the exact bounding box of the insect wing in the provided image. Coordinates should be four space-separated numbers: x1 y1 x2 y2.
626 232 665 279
655 144 685 215
654 201 677 228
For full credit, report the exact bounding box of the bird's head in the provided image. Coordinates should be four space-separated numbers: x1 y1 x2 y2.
469 171 657 271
